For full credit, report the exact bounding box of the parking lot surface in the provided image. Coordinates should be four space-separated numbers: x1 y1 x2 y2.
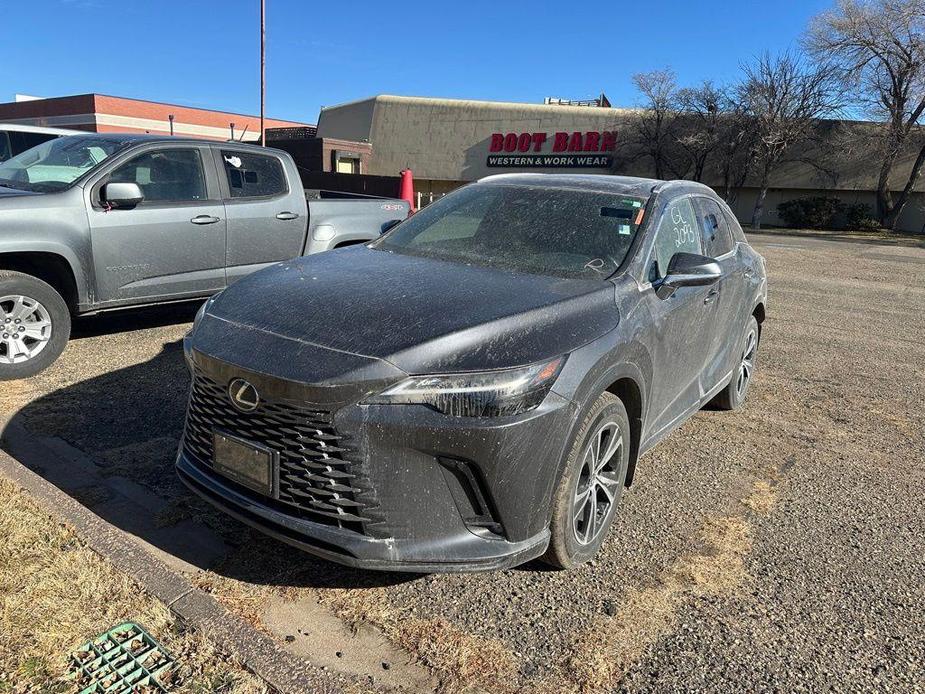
1 232 923 692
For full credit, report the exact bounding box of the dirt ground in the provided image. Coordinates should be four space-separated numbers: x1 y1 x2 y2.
1 231 923 692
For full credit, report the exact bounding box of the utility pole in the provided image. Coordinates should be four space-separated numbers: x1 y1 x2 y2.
260 0 266 146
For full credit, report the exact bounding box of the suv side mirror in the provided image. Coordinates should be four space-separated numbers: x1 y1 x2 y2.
656 252 722 299
102 182 144 208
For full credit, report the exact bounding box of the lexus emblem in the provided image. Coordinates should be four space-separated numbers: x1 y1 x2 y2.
228 378 260 412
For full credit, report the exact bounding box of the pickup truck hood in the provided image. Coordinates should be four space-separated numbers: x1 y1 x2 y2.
205 245 619 374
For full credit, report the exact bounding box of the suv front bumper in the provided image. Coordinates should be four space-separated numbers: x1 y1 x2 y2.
177 451 551 572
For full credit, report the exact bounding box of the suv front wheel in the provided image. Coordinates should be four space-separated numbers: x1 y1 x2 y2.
543 392 630 569
0 271 71 381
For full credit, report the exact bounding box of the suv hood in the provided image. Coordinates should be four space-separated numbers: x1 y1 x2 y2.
205 245 619 374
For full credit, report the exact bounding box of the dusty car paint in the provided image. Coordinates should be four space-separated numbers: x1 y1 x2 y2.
176 174 768 572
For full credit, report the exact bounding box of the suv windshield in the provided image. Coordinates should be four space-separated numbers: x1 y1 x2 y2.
373 183 647 279
0 136 130 192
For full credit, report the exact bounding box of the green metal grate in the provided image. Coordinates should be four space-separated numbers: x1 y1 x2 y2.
69 622 176 693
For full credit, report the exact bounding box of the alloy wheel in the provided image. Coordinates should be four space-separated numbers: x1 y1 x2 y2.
0 295 53 365
572 421 623 545
736 328 757 398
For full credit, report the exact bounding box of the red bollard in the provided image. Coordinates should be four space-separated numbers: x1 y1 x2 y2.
399 168 416 214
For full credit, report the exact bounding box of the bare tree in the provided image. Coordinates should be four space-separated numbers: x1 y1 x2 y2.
738 52 845 228
630 69 684 179
675 81 726 182
808 0 925 229
716 96 759 204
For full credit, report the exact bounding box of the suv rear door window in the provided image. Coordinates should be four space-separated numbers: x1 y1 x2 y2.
695 197 735 257
221 150 286 198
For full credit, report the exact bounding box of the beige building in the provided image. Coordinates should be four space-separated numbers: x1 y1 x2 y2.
317 94 925 232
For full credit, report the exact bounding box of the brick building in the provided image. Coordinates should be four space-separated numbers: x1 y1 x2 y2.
0 93 312 142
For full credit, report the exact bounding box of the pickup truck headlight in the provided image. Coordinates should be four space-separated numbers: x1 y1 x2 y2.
365 357 565 417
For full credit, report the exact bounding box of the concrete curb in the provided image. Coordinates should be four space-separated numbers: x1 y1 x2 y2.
0 432 342 694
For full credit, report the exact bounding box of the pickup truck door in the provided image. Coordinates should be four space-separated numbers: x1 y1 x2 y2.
86 144 226 304
212 147 306 284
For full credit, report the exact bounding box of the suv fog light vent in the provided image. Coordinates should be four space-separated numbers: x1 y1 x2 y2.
438 457 505 538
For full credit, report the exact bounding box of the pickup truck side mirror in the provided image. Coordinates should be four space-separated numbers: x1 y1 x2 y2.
655 252 722 299
380 219 401 235
102 182 144 209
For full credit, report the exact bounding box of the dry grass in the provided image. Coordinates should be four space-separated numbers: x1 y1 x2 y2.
563 516 752 692
319 586 519 693
191 571 286 635
743 479 777 515
0 476 268 693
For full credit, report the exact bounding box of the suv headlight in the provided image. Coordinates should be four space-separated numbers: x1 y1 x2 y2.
192 292 222 331
364 357 565 417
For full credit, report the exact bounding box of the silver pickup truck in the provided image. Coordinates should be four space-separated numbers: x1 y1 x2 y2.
0 134 409 379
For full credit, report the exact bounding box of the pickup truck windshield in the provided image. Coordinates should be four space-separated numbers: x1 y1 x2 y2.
0 136 129 192
372 184 647 280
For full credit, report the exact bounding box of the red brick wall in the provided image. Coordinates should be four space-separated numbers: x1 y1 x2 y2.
0 93 311 139
94 95 307 132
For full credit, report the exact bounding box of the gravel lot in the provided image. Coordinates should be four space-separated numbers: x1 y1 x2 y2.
1 231 923 692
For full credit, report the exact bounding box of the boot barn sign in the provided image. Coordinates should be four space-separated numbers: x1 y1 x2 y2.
486 131 617 168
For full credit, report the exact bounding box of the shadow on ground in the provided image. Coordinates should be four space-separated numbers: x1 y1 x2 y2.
1 310 415 594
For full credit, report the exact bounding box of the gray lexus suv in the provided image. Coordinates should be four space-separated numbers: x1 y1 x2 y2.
176 174 767 572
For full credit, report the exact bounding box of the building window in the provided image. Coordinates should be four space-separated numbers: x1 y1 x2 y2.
332 150 361 174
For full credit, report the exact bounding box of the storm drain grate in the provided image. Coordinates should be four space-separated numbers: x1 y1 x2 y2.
69 622 177 693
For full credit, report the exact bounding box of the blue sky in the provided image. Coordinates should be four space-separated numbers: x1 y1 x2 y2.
4 0 832 124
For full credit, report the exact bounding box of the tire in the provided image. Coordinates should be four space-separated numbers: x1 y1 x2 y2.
712 315 760 411
0 271 71 381
543 392 631 569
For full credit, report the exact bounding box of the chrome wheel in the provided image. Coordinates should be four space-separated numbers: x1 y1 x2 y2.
0 295 53 365
572 421 623 545
736 328 757 398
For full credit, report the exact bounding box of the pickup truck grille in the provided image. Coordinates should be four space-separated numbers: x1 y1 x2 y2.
182 368 377 534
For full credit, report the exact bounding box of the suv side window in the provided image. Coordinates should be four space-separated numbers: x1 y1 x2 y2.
0 132 10 162
221 150 287 198
695 197 734 257
109 148 206 202
651 197 702 280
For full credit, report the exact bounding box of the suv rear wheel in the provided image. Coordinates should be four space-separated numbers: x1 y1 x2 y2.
0 271 71 381
712 315 760 411
543 392 630 569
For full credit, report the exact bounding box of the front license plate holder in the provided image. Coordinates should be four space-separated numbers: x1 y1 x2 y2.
213 430 279 498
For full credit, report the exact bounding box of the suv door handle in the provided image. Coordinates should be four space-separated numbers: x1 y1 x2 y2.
276 211 299 220
704 288 719 304
190 215 221 225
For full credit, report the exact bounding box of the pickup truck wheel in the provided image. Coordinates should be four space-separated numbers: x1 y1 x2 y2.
543 392 630 569
0 271 71 381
